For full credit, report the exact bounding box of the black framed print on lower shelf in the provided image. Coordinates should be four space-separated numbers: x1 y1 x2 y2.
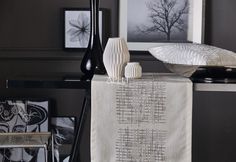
0 98 50 162
51 116 76 162
64 8 103 50
119 0 205 51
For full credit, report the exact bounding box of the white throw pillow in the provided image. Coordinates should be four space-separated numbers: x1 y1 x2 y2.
149 43 236 77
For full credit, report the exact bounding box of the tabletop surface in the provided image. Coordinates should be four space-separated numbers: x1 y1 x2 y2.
6 73 236 92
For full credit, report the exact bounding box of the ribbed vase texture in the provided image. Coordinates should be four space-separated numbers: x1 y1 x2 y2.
125 62 142 79
103 38 130 79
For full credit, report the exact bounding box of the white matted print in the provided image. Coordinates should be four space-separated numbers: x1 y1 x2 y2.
64 9 103 49
119 0 205 51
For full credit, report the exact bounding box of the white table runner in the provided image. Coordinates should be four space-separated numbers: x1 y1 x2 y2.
91 73 192 162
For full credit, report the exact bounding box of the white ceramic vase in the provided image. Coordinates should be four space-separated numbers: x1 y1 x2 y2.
125 62 142 79
103 38 130 79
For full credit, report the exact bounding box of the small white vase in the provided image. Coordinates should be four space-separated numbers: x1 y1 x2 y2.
125 62 142 79
103 38 130 79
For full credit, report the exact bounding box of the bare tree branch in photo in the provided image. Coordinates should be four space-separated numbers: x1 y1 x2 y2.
138 0 189 41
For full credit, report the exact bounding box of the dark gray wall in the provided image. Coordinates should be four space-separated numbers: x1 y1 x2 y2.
0 0 118 50
194 1 236 161
0 0 236 162
205 0 236 51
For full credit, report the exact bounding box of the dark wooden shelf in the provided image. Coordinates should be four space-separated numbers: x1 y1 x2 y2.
6 73 91 89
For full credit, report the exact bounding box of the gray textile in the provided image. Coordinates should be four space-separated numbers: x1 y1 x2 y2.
91 73 192 162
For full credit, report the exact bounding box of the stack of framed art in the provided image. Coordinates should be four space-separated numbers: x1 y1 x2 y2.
0 99 49 162
0 98 76 162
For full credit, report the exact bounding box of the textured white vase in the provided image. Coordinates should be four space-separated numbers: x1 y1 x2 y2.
125 62 142 79
103 38 130 79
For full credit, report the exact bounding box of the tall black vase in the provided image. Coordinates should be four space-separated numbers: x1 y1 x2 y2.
80 0 106 78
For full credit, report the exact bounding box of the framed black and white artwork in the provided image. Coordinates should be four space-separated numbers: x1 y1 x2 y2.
64 8 103 49
119 0 205 51
51 117 76 162
0 99 49 162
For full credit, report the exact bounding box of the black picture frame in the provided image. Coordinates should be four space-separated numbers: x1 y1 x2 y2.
51 116 76 162
0 98 50 162
63 8 104 50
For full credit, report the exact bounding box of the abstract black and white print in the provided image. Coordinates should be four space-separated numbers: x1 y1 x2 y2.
0 99 49 162
64 9 103 49
51 117 75 162
127 0 190 42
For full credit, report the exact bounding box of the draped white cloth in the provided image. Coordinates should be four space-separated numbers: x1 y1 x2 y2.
91 73 192 162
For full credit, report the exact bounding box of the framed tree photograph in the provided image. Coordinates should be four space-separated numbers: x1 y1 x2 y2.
0 99 50 162
51 116 76 162
64 8 103 49
119 0 205 51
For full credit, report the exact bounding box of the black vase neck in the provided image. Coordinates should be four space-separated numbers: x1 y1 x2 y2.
90 0 99 37
87 0 101 50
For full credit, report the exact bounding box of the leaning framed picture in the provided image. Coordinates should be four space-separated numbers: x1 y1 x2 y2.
0 98 50 162
119 0 205 51
51 116 76 162
64 8 103 49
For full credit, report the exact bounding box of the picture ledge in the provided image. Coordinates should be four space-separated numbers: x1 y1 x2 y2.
0 48 156 61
